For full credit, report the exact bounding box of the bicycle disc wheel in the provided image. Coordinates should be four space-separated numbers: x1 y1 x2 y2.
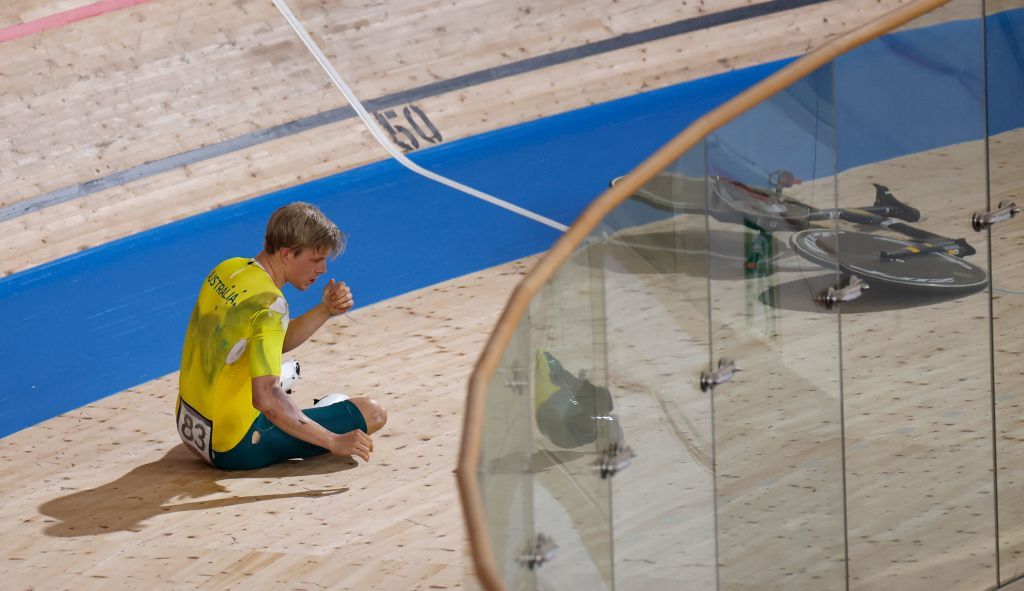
790 229 988 292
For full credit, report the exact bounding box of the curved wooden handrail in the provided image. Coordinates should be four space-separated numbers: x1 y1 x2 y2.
457 1 952 588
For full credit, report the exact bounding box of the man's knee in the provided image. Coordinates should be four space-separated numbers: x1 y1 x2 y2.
351 396 387 434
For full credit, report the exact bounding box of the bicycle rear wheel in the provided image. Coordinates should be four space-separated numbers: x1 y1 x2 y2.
790 229 988 293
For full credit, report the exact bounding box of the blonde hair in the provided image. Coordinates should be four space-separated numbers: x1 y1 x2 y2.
264 202 346 257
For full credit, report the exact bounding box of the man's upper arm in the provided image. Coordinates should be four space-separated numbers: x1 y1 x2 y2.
251 374 280 411
250 307 285 379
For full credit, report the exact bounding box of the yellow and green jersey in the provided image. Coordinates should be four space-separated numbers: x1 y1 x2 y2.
177 257 289 457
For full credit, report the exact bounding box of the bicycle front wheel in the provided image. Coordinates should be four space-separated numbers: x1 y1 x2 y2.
790 229 988 293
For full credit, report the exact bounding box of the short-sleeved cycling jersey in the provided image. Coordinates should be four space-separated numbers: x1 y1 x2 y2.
177 258 289 460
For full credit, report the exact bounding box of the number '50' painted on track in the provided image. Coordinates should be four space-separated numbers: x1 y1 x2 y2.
374 105 443 152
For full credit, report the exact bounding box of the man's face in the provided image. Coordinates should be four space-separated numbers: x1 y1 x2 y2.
283 247 328 291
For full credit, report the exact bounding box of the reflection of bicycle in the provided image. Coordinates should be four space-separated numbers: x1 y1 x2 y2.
612 172 987 294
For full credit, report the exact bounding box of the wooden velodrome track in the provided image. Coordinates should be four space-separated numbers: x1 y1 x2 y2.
0 0 1015 589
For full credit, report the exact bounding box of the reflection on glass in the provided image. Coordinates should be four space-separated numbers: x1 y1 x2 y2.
706 65 847 590
989 0 1024 585
480 320 535 590
473 2 1019 589
529 250 614 590
602 148 717 589
836 2 996 589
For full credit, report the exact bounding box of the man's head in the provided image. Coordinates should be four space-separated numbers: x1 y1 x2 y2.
264 202 346 290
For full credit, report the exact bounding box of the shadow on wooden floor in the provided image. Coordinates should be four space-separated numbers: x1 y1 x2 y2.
38 444 358 537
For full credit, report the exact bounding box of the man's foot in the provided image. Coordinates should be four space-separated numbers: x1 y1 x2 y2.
313 393 349 408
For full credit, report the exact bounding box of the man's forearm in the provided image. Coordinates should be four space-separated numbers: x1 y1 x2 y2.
258 383 336 449
283 303 331 352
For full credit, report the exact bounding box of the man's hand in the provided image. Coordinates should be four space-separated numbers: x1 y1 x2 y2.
329 429 373 462
283 279 353 352
322 279 354 316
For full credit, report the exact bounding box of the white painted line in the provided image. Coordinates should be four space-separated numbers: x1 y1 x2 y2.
272 0 569 233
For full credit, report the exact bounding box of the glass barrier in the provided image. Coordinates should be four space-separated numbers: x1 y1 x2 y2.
707 64 846 590
834 3 994 589
466 1 1024 589
472 245 617 590
601 147 717 588
480 319 535 590
528 247 613 590
989 0 1024 585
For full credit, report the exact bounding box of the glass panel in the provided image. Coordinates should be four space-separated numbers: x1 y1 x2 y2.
529 247 614 589
470 4 1013 590
479 319 535 590
834 3 996 589
706 65 847 590
480 283 616 590
989 0 1024 584
601 148 717 588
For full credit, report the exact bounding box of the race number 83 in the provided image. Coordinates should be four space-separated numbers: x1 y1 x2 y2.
177 399 214 464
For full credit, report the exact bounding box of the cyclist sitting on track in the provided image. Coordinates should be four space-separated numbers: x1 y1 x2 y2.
176 202 387 470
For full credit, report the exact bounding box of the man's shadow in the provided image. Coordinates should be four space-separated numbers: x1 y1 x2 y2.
39 444 357 537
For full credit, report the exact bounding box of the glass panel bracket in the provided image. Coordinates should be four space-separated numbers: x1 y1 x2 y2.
500 361 528 395
972 200 1021 232
700 358 737 392
518 533 559 570
818 275 868 309
598 442 637 479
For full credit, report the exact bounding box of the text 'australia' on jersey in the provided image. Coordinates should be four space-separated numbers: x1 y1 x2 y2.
177 258 290 452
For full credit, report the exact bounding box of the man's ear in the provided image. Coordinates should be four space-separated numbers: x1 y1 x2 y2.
279 247 293 263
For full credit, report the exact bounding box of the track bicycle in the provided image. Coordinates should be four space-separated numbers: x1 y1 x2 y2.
612 171 988 294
